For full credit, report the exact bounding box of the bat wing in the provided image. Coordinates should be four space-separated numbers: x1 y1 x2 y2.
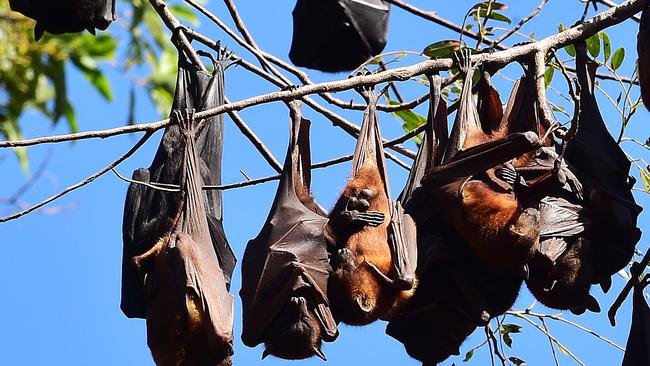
120 56 234 318
171 231 234 349
289 0 389 72
477 71 504 134
622 279 650 366
240 102 336 348
571 43 642 275
571 43 640 210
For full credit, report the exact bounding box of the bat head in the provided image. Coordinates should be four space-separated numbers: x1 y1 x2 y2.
526 237 599 313
262 293 327 361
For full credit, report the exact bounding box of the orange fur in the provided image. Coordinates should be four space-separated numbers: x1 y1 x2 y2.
328 161 414 325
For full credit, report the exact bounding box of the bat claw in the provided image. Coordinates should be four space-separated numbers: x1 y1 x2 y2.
342 210 385 227
312 346 327 361
495 167 521 186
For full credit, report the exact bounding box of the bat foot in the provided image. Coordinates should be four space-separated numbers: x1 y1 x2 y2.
454 48 477 75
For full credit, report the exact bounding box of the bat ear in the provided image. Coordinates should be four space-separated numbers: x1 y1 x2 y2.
261 348 271 360
86 27 96 36
355 295 373 314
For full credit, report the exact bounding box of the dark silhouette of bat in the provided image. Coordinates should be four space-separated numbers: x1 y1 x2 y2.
9 0 115 40
289 0 390 72
639 5 650 110
621 264 650 366
567 42 642 280
121 56 235 365
327 89 417 326
240 101 338 361
421 51 543 278
497 45 641 315
386 74 523 365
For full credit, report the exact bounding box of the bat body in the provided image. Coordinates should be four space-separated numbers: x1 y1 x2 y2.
422 54 542 277
289 0 390 72
386 75 523 365
639 6 650 110
327 91 417 325
9 0 115 40
121 57 235 365
240 102 338 361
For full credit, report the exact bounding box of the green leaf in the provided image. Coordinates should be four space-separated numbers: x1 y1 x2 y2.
509 356 526 366
169 4 199 24
503 332 513 347
463 349 474 362
544 66 554 88
501 324 523 333
611 48 625 70
71 55 113 101
388 99 426 145
601 32 611 62
423 40 462 59
127 87 136 126
63 101 78 134
1 120 29 174
586 33 600 58
639 166 650 192
82 34 117 58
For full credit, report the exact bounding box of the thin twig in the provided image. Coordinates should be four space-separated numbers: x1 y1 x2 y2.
1 0 647 150
541 318 561 366
0 132 154 223
491 0 551 48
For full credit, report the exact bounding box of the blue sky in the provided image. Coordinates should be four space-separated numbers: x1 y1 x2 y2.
1 1 649 365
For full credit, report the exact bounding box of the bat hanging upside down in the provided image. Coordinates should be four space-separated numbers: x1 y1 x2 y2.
327 90 417 326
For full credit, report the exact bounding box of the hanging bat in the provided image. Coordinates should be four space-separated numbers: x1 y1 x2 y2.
639 5 650 110
289 0 390 72
121 56 235 365
567 42 643 280
240 101 338 361
9 0 115 40
421 50 543 278
386 74 523 365
621 266 650 366
492 72 599 314
327 89 417 326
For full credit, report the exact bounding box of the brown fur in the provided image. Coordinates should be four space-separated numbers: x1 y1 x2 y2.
328 161 414 325
293 174 321 214
133 233 232 366
451 125 539 275
526 238 598 313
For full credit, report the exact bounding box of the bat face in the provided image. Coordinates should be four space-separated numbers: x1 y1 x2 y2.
262 291 327 360
526 237 599 314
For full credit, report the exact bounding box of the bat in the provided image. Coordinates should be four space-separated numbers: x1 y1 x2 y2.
639 5 650 110
501 46 641 315
327 89 417 326
567 42 642 279
494 72 601 315
421 50 543 278
9 0 115 40
289 0 390 72
239 101 338 361
121 55 235 365
621 269 650 366
386 74 523 365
